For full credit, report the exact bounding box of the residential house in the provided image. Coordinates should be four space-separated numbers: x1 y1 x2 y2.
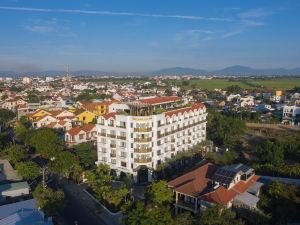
75 109 97 124
282 105 300 125
168 163 262 214
65 123 97 146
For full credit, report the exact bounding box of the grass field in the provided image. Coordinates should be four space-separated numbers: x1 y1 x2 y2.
81 77 300 91
166 77 300 91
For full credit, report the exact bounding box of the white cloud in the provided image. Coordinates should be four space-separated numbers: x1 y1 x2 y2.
0 6 234 22
238 8 273 19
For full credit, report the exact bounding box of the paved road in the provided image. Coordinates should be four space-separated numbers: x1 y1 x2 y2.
58 180 107 225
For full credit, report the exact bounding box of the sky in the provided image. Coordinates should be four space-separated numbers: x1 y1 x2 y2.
0 0 300 73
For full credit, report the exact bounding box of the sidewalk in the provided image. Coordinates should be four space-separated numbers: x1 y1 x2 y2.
61 180 122 225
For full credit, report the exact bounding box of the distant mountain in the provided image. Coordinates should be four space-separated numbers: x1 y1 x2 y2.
0 65 300 77
212 65 300 76
148 67 208 76
150 66 300 76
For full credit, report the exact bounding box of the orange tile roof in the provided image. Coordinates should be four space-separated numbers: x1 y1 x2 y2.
164 103 205 118
232 175 260 194
200 175 260 205
48 110 64 116
200 186 237 205
102 112 116 120
168 163 218 197
66 127 82 136
137 96 182 105
82 123 95 132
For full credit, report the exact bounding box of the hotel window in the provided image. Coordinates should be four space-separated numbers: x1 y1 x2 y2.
120 142 126 147
121 152 126 158
111 159 116 164
102 157 107 162
121 161 127 167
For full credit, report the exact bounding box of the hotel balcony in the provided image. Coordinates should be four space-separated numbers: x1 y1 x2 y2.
99 133 106 137
117 125 126 128
176 200 197 213
134 157 152 163
107 134 116 138
117 135 126 140
134 147 152 153
134 137 152 143
134 127 152 132
110 153 116 157
110 144 117 148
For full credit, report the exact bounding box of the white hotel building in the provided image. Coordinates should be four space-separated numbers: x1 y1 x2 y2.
96 97 207 183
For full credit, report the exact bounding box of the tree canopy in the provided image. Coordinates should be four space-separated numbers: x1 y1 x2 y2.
33 184 66 217
74 142 97 169
26 128 63 158
16 161 40 180
6 144 27 164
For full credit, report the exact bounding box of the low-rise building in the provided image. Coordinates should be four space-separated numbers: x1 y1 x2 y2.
282 105 300 125
65 123 97 146
168 163 262 214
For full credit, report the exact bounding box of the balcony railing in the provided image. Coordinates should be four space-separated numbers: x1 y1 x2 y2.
117 125 126 128
107 134 116 138
176 200 196 211
99 133 106 137
134 147 152 153
134 127 152 132
134 137 152 143
110 153 116 157
134 158 152 163
110 144 116 148
117 136 126 140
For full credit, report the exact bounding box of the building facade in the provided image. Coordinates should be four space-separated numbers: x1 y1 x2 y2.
96 102 207 183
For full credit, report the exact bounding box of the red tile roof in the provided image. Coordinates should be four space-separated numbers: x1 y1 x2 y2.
200 175 260 205
200 186 237 205
66 127 82 136
137 96 182 105
102 112 116 120
168 163 218 197
82 123 95 132
232 175 260 194
164 103 205 118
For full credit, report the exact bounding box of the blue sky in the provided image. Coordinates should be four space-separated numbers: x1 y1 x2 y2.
0 0 299 72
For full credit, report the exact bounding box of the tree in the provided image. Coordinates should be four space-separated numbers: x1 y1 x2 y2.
172 212 195 225
16 161 40 180
74 142 97 169
125 201 173 225
49 151 81 179
27 128 63 158
165 88 173 96
258 180 300 224
207 110 245 148
103 186 129 207
226 85 242 94
0 108 15 131
33 184 66 217
146 180 173 206
6 144 27 164
199 205 244 225
256 139 284 165
15 122 29 142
